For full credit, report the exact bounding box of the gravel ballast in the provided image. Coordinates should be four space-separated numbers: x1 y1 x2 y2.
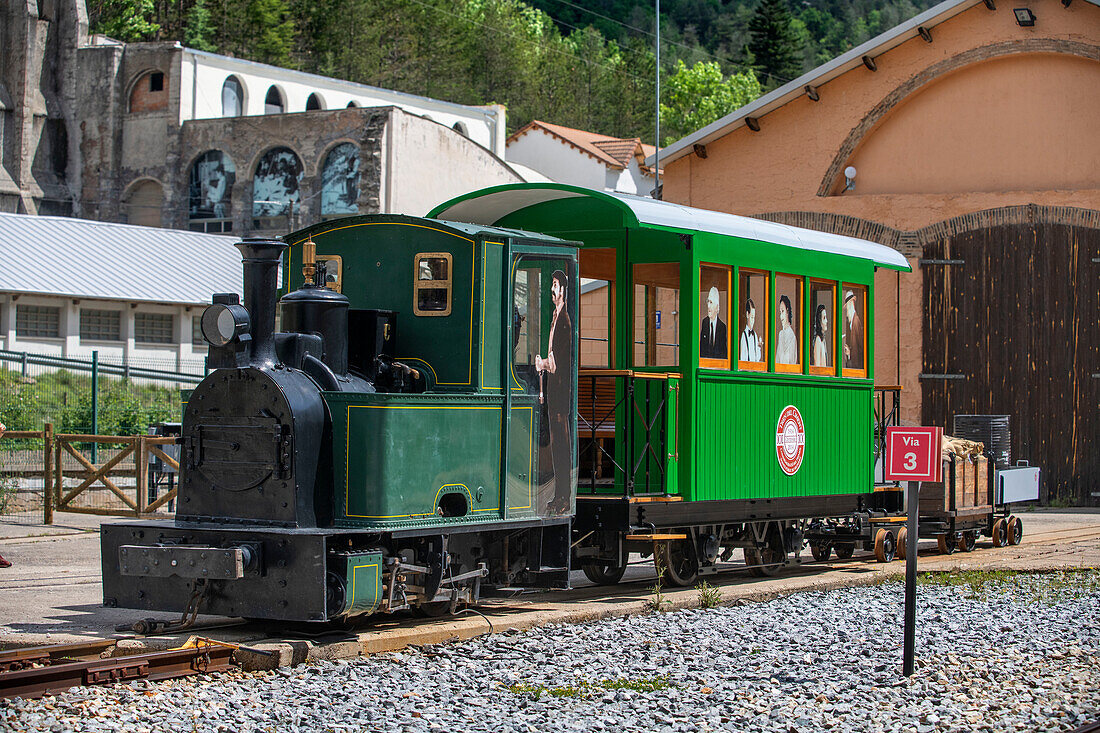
3 570 1098 732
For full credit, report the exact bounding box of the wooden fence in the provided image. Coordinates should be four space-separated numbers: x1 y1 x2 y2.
0 424 179 524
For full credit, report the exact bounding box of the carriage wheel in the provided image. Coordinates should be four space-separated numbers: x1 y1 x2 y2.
582 560 627 586
991 518 1008 548
810 542 831 562
833 543 856 560
745 544 784 577
937 533 956 555
656 538 699 587
1007 516 1023 546
956 530 977 553
896 527 908 560
873 529 896 563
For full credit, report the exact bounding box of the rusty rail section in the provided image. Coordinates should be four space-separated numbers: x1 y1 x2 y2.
0 639 234 700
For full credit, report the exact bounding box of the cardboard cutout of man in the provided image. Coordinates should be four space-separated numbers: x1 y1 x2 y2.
843 290 864 370
700 286 727 359
535 270 573 514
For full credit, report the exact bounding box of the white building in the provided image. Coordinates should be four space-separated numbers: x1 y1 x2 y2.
0 212 241 373
505 120 658 196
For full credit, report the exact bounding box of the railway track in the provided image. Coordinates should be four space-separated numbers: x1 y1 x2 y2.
0 637 236 700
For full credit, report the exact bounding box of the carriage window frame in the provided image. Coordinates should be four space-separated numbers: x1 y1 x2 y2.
632 262 681 368
698 263 731 370
413 251 453 317
773 273 803 374
840 282 868 379
736 267 768 372
808 279 837 377
579 248 617 368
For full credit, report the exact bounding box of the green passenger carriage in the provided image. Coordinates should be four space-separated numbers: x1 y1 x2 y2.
430 184 912 585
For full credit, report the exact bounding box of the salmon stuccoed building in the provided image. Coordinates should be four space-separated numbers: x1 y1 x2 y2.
654 0 1099 504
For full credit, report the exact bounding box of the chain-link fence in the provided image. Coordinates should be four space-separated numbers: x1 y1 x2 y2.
0 350 200 525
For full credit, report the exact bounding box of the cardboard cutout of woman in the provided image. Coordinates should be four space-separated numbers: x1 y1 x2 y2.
535 270 573 514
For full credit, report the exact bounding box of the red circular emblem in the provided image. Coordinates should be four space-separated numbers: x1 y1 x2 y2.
775 405 805 476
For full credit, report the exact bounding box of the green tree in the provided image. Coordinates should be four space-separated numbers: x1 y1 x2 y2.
88 0 159 41
747 0 802 89
184 0 217 52
660 59 760 145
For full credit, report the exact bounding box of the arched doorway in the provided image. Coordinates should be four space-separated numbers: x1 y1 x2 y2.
122 179 164 227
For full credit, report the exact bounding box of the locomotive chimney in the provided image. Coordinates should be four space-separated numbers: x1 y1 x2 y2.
236 238 287 368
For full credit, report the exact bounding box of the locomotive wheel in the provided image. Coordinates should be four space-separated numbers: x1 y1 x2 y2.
896 527 908 560
656 538 699 587
1007 516 1023 545
937 533 956 555
873 529 896 563
810 542 831 562
417 600 456 618
833 543 855 560
991 518 1008 548
957 530 977 553
582 560 627 586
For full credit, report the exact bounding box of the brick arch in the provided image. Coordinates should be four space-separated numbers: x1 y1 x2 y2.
755 204 1100 257
817 39 1100 197
127 68 169 113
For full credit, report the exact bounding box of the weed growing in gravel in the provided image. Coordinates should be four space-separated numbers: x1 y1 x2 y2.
696 581 721 609
646 560 672 612
917 569 1100 604
505 676 673 700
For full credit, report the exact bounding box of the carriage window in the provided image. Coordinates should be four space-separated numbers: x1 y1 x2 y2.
579 248 615 367
633 263 679 367
737 269 767 370
699 264 730 368
774 274 802 373
413 252 452 316
841 283 867 377
810 281 836 375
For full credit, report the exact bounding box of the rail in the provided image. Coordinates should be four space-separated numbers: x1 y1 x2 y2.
577 369 678 496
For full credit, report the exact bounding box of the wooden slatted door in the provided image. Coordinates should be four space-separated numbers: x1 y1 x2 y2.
922 222 1099 505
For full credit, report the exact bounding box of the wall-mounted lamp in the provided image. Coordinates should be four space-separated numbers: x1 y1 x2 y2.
862 55 878 72
917 26 933 42
692 143 708 159
1013 7 1036 25
804 84 820 102
983 0 996 9
844 166 858 191
1061 0 1072 7
745 117 761 132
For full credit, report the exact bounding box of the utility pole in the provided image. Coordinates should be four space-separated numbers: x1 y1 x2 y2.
654 0 661 200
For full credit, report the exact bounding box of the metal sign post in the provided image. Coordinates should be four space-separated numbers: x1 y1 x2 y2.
903 480 919 676
884 426 943 678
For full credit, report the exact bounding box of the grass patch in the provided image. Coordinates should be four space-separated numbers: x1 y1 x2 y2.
505 676 673 700
917 568 1100 604
696 580 721 609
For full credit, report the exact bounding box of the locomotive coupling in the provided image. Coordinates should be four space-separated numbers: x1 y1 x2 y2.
118 544 261 580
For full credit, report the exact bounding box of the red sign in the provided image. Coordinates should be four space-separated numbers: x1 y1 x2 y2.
885 426 943 482
775 405 806 476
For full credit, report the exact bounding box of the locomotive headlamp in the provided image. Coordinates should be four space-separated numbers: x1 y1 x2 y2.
201 302 251 347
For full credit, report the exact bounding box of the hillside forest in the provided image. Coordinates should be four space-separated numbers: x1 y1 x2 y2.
88 0 939 145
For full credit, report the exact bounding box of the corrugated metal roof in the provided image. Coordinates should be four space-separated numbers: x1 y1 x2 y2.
0 213 242 304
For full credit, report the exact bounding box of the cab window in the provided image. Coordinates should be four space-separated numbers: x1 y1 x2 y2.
414 252 452 316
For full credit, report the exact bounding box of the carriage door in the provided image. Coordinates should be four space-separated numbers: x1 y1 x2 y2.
508 253 578 518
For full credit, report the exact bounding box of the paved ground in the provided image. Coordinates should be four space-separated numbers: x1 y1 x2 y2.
1 509 1097 669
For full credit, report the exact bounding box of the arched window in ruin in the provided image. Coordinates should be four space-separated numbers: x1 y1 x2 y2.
252 147 303 220
188 150 236 233
221 76 244 117
129 70 168 113
264 86 285 114
306 93 324 111
452 121 468 137
122 179 164 227
321 143 360 218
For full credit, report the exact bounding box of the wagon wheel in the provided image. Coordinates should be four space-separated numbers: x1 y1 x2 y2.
656 538 699 587
896 527 908 560
810 542 831 562
582 559 627 586
937 533 956 555
745 540 785 577
991 518 1008 548
873 529 896 563
957 530 977 553
1007 516 1023 546
417 600 456 617
833 543 856 560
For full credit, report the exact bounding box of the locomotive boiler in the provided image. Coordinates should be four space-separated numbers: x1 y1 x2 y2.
102 218 580 622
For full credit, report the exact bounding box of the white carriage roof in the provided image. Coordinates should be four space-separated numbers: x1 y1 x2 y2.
430 184 910 271
0 212 242 304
